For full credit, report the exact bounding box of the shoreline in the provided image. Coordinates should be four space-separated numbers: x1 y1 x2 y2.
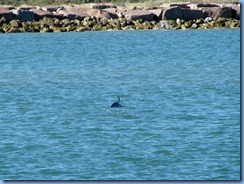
0 2 240 33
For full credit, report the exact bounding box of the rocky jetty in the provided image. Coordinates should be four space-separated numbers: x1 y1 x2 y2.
0 2 240 33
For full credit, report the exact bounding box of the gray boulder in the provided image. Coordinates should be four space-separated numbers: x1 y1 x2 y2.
162 7 183 20
148 8 164 20
0 5 15 10
0 8 14 22
203 7 233 19
182 9 205 21
12 9 35 22
123 9 156 21
19 4 36 10
57 10 88 20
196 3 219 8
170 3 190 9
31 9 54 19
87 9 118 20
91 4 116 9
42 6 62 12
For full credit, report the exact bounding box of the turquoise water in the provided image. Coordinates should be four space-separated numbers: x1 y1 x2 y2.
0 29 240 180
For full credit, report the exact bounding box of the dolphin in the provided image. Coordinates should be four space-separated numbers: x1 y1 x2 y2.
111 96 122 108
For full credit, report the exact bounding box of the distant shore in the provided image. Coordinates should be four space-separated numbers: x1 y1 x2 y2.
0 2 240 33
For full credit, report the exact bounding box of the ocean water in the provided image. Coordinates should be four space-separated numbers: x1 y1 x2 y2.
0 28 240 180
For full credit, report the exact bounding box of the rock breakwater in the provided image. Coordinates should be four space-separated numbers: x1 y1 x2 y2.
0 2 240 33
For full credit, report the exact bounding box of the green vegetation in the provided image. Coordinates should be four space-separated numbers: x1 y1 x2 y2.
0 0 238 6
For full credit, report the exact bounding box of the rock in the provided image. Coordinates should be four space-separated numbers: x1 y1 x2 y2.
204 17 212 22
10 19 21 28
19 4 36 10
31 9 54 19
0 5 15 10
148 8 164 20
184 20 193 28
52 12 65 20
123 9 156 21
8 26 21 33
40 27 52 32
196 18 204 24
159 20 174 29
12 9 35 22
91 4 116 9
65 24 76 32
61 19 71 27
196 3 219 8
76 25 87 32
0 8 14 23
176 18 181 25
2 24 11 32
229 19 240 28
180 24 186 30
42 6 62 12
162 7 183 20
182 9 205 21
191 23 198 29
104 7 123 18
57 10 88 20
62 6 90 20
0 17 6 25
86 9 118 20
214 17 227 28
229 5 240 19
170 2 191 9
203 7 233 19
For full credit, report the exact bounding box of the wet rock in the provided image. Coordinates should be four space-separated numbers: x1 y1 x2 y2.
191 23 198 29
2 24 11 32
180 24 186 30
61 19 71 27
66 24 76 32
10 19 21 28
227 19 240 28
8 26 21 33
184 20 193 28
159 20 175 29
76 25 88 32
40 27 52 32
195 18 204 24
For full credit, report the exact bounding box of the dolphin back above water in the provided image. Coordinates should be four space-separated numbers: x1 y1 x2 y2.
111 96 122 108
